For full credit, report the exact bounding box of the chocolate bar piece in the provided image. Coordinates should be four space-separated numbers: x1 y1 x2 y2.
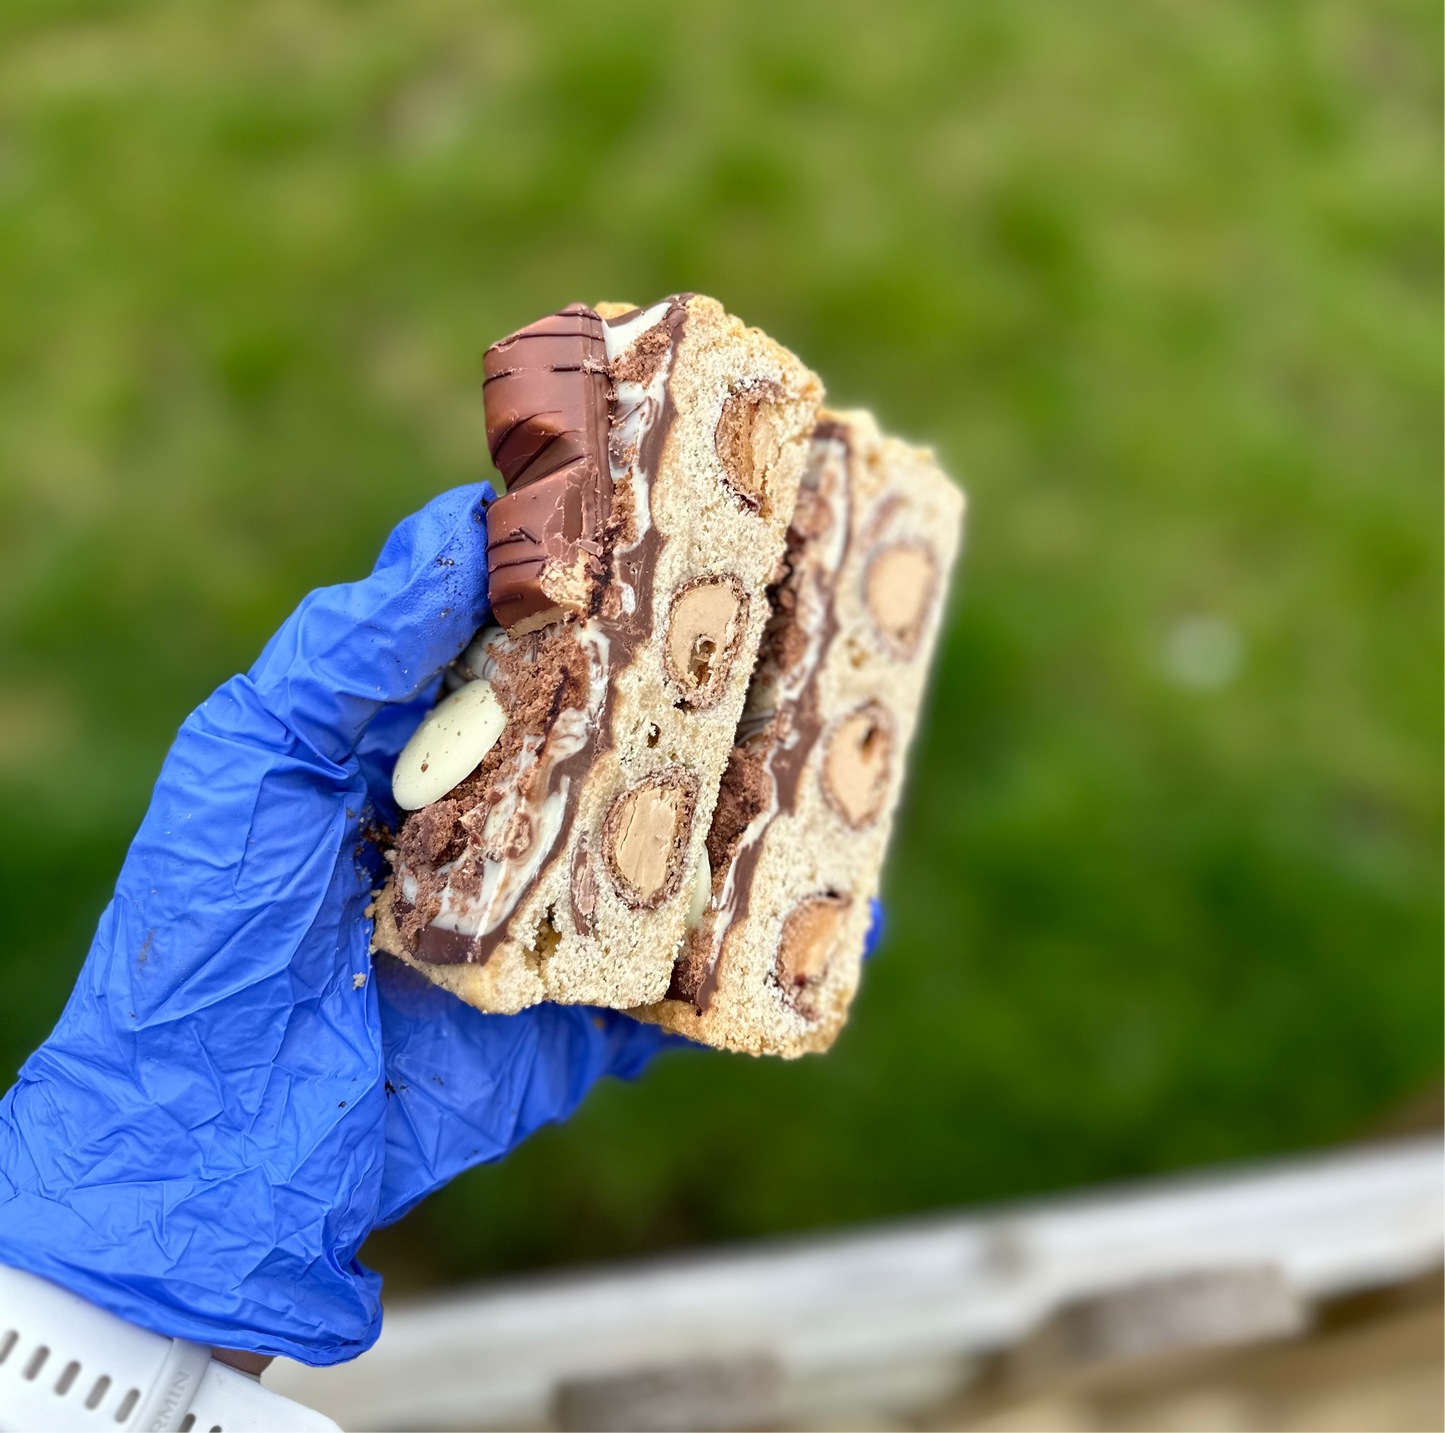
632 410 964 1056
371 297 823 1013
482 305 612 633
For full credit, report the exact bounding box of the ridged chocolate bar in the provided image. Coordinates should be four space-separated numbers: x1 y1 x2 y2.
482 304 612 633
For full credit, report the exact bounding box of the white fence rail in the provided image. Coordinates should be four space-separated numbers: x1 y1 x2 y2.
269 1136 1444 1430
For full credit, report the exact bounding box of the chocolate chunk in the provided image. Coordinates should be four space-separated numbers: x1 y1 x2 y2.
865 541 938 658
602 769 699 910
483 305 612 632
416 924 487 966
775 893 851 1014
705 741 772 884
715 382 785 511
821 701 892 829
666 930 712 1005
664 576 749 708
399 798 460 866
570 837 597 936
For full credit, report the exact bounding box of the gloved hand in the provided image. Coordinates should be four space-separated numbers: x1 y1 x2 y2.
0 485 673 1367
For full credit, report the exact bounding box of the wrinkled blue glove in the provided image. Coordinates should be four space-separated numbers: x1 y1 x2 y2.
0 485 675 1366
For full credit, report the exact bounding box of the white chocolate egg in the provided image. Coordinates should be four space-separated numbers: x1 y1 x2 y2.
392 679 506 811
456 625 508 682
685 846 712 930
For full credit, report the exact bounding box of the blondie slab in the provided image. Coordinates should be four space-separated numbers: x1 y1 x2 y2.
371 297 822 1013
633 409 964 1055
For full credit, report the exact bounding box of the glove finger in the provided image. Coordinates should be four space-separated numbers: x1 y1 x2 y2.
863 898 885 958
249 483 493 766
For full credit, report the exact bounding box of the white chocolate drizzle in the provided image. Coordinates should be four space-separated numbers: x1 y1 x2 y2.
602 302 674 622
399 621 611 944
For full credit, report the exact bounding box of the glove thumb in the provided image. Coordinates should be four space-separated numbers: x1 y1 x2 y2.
248 484 492 765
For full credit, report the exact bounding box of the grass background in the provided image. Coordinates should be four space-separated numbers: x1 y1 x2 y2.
0 0 1439 1289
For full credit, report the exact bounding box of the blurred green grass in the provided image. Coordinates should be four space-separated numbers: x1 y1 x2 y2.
0 0 1439 1286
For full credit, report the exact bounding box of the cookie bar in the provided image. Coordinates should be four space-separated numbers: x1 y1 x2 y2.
371 297 823 1013
633 409 964 1056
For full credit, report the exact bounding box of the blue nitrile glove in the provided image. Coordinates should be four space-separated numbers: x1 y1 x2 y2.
0 485 671 1367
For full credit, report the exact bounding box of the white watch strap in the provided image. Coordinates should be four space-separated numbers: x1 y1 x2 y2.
0 1263 338 1432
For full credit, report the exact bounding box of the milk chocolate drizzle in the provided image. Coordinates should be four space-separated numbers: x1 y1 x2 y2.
399 299 691 967
673 421 853 1011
